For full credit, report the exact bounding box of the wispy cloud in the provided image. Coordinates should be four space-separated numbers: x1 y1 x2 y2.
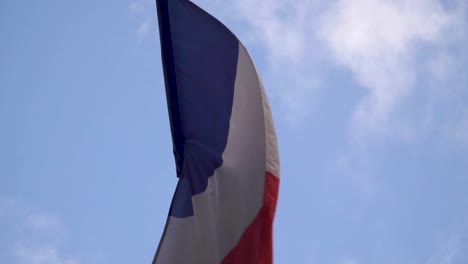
137 19 152 40
0 197 79 264
313 0 465 192
228 0 308 63
331 152 375 194
319 0 463 138
128 0 155 41
15 245 79 264
25 212 64 233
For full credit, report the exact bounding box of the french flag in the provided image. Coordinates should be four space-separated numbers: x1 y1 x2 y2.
153 0 280 263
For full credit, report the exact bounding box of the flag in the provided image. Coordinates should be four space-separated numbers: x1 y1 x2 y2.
154 0 280 263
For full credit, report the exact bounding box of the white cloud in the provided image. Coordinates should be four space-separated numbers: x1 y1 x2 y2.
25 212 63 232
129 0 155 41
316 0 466 191
137 19 152 40
228 0 307 63
335 156 372 193
0 197 79 264
15 246 79 264
319 0 463 137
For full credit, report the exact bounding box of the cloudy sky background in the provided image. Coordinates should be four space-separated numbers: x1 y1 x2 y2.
1 0 468 263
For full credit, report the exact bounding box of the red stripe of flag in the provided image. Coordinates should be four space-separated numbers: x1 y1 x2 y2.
222 172 280 264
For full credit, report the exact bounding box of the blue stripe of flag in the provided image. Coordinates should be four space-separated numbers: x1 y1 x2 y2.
156 0 239 218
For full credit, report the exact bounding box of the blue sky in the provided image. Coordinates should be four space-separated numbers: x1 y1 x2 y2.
1 0 468 263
